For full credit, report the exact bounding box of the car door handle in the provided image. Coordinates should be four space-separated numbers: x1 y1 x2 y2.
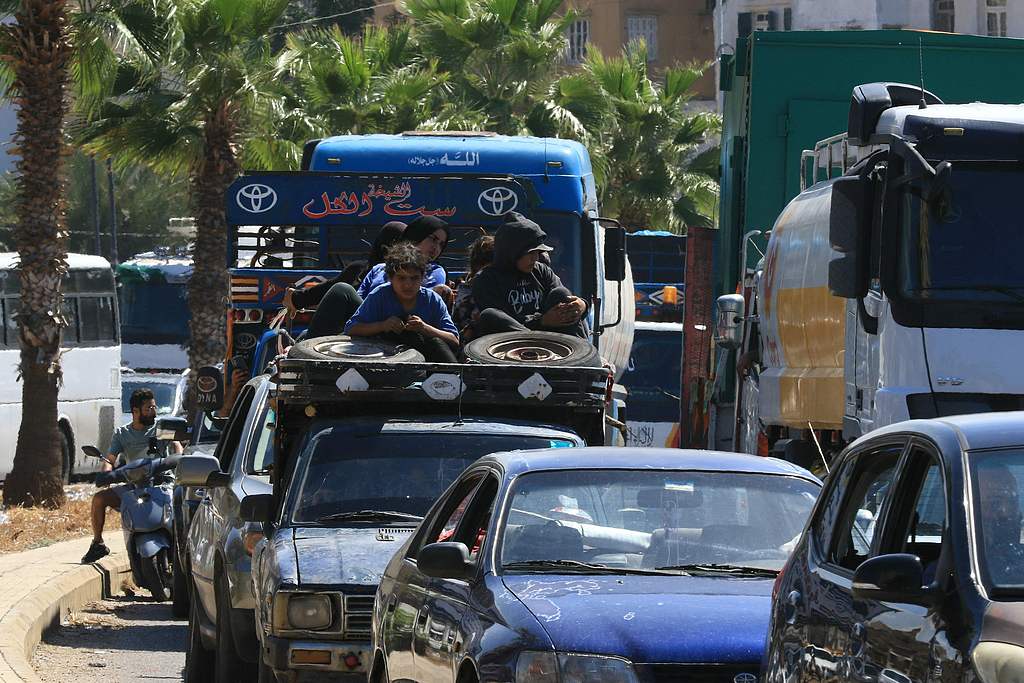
417 609 429 626
386 595 397 613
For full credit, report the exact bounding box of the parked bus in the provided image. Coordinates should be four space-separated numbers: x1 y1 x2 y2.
0 253 121 481
117 252 191 371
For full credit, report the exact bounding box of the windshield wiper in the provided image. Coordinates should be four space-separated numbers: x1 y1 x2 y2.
315 510 422 523
913 285 1024 303
502 559 671 576
655 563 778 577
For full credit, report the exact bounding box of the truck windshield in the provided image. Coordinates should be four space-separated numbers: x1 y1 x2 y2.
290 425 577 523
898 162 1024 305
119 281 190 345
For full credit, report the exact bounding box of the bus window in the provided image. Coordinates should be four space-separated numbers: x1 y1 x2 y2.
79 296 118 344
61 298 79 345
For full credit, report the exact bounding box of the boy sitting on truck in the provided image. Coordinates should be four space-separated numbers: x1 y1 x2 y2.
345 242 460 362
470 212 589 339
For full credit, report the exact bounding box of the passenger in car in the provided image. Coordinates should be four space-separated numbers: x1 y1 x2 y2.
345 242 459 363
470 212 589 339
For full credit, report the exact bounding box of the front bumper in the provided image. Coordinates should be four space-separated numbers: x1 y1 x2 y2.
264 634 371 676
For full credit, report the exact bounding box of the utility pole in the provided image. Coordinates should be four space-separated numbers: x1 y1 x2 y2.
106 158 118 267
90 157 101 255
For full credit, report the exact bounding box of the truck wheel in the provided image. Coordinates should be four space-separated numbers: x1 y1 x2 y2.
140 551 169 602
185 595 215 683
172 547 189 618
215 573 256 683
464 331 601 367
288 335 425 363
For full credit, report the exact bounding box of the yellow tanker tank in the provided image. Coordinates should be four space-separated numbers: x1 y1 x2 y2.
756 180 845 430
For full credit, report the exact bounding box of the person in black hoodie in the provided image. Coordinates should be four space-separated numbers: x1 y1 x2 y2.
470 212 588 339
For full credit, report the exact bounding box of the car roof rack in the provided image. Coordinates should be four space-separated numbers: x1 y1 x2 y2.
273 358 610 410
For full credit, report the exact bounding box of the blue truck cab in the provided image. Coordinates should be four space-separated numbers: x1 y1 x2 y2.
225 132 634 383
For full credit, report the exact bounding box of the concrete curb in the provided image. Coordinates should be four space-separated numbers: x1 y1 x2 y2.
0 551 131 683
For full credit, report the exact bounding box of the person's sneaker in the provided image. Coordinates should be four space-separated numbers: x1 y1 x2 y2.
81 541 110 564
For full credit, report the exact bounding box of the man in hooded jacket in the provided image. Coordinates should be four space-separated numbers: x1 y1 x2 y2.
470 212 588 339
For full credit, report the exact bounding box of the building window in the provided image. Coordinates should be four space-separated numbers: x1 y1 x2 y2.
986 0 1008 36
934 0 955 32
784 7 792 30
753 10 777 30
627 14 658 61
566 19 589 64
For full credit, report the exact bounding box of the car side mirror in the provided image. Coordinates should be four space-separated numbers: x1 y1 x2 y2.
714 294 745 350
828 175 871 299
852 553 932 604
240 494 275 523
176 454 229 487
195 365 225 412
418 542 473 580
156 416 189 442
603 225 627 282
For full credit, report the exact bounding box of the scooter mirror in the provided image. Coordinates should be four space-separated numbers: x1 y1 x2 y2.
81 445 104 460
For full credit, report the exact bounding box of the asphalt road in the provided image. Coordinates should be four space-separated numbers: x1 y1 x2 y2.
32 595 185 682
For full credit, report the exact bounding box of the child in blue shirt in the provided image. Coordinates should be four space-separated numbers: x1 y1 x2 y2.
345 242 459 362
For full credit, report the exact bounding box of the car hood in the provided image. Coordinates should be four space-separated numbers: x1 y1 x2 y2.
501 573 773 663
293 526 416 586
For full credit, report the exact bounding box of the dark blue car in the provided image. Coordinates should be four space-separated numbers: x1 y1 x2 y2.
370 447 820 683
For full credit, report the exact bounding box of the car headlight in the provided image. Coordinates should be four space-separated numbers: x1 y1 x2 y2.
286 594 333 631
973 641 1024 683
516 651 639 683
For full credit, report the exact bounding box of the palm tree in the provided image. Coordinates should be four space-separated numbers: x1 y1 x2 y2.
402 0 595 138
274 22 445 136
1 0 169 507
567 42 721 231
78 0 290 403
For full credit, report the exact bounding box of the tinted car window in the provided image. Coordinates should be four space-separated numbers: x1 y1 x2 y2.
249 406 275 474
830 451 900 571
502 470 819 572
969 449 1024 594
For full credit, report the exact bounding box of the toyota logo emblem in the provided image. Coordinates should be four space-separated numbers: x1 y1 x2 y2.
478 186 518 216
734 673 757 683
236 183 277 213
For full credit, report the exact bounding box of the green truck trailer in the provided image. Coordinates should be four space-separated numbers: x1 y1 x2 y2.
717 29 1024 297
711 29 1024 450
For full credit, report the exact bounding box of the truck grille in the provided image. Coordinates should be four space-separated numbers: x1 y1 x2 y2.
343 595 375 637
636 664 760 683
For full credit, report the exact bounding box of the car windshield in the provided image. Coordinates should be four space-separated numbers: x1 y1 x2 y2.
969 449 1024 596
121 380 177 415
898 163 1024 305
291 424 577 523
500 469 819 573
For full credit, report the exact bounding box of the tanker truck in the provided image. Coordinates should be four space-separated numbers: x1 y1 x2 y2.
715 81 1024 468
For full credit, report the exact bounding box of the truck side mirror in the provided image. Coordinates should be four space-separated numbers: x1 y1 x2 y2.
714 294 745 350
604 226 627 282
195 365 225 412
828 175 871 299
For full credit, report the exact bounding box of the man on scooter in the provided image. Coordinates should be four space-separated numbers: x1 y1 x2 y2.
81 388 182 564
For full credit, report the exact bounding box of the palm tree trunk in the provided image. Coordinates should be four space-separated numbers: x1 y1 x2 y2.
3 0 72 508
186 102 238 413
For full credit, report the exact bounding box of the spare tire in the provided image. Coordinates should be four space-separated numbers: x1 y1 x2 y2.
287 335 425 363
464 331 601 367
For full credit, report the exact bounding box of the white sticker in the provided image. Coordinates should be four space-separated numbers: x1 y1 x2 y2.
422 373 465 401
518 373 552 401
335 368 369 393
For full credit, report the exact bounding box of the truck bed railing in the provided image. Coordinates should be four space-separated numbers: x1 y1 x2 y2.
799 133 886 190
273 358 611 410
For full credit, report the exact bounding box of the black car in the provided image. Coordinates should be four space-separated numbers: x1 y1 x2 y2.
765 412 1024 683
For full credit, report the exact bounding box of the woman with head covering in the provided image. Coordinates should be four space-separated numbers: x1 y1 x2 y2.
356 215 450 300
453 234 494 341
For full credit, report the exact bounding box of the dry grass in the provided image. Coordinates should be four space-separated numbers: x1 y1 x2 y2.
0 484 121 554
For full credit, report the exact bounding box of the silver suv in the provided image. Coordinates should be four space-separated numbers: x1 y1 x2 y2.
177 375 275 682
